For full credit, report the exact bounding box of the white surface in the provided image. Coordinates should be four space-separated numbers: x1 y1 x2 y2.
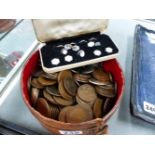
1 19 155 134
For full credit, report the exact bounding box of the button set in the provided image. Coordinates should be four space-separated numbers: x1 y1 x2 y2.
51 38 114 66
40 33 119 70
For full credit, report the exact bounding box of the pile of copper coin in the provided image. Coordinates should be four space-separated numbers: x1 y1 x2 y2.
28 63 117 123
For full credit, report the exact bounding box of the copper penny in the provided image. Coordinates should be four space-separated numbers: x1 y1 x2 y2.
31 78 44 89
95 85 116 98
76 95 94 108
102 98 112 115
92 68 110 82
66 105 93 123
93 97 103 118
89 78 111 86
76 96 93 117
77 84 97 103
46 85 61 96
64 77 77 96
58 80 73 100
58 106 73 122
38 76 56 86
74 74 91 83
58 70 72 82
41 72 58 80
35 98 51 118
50 104 60 120
71 65 95 74
31 88 40 107
53 96 74 106
43 90 58 105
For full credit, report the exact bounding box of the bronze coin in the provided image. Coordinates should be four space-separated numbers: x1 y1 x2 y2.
43 90 58 105
76 95 94 108
41 72 58 80
58 106 73 122
76 96 93 117
58 70 72 82
58 80 73 100
31 78 44 89
46 85 61 96
92 68 110 82
50 104 60 120
93 97 103 118
80 65 95 74
89 78 111 86
74 74 91 83
35 98 51 118
71 65 95 74
66 105 93 123
64 77 77 96
77 84 97 103
95 85 116 98
31 88 40 107
102 98 112 115
53 96 74 106
38 76 56 86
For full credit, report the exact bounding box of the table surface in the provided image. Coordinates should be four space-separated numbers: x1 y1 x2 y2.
1 19 155 135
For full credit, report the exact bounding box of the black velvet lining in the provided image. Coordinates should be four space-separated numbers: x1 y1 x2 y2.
40 32 118 68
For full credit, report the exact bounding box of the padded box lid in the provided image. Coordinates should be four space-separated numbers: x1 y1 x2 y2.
32 19 108 42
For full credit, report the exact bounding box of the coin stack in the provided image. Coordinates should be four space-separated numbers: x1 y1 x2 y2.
29 63 117 123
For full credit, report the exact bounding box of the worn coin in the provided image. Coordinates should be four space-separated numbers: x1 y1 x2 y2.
92 68 110 82
74 73 91 83
93 97 103 118
58 80 73 100
46 85 61 96
53 96 74 106
40 72 58 80
89 78 111 86
36 98 51 118
58 70 72 82
102 98 112 115
77 84 97 103
95 85 116 98
31 78 44 89
58 106 73 122
64 77 77 96
66 105 93 123
50 104 60 120
76 94 94 108
31 88 40 107
38 76 57 86
43 90 58 105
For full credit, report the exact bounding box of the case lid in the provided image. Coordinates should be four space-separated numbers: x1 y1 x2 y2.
32 19 108 42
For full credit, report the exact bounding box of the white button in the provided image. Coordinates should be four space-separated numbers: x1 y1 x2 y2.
93 50 102 56
89 37 97 41
95 42 101 46
64 44 72 50
77 50 85 57
61 49 68 55
64 55 73 62
105 47 113 53
72 45 80 51
51 58 60 65
79 40 87 43
87 41 95 47
57 45 63 48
